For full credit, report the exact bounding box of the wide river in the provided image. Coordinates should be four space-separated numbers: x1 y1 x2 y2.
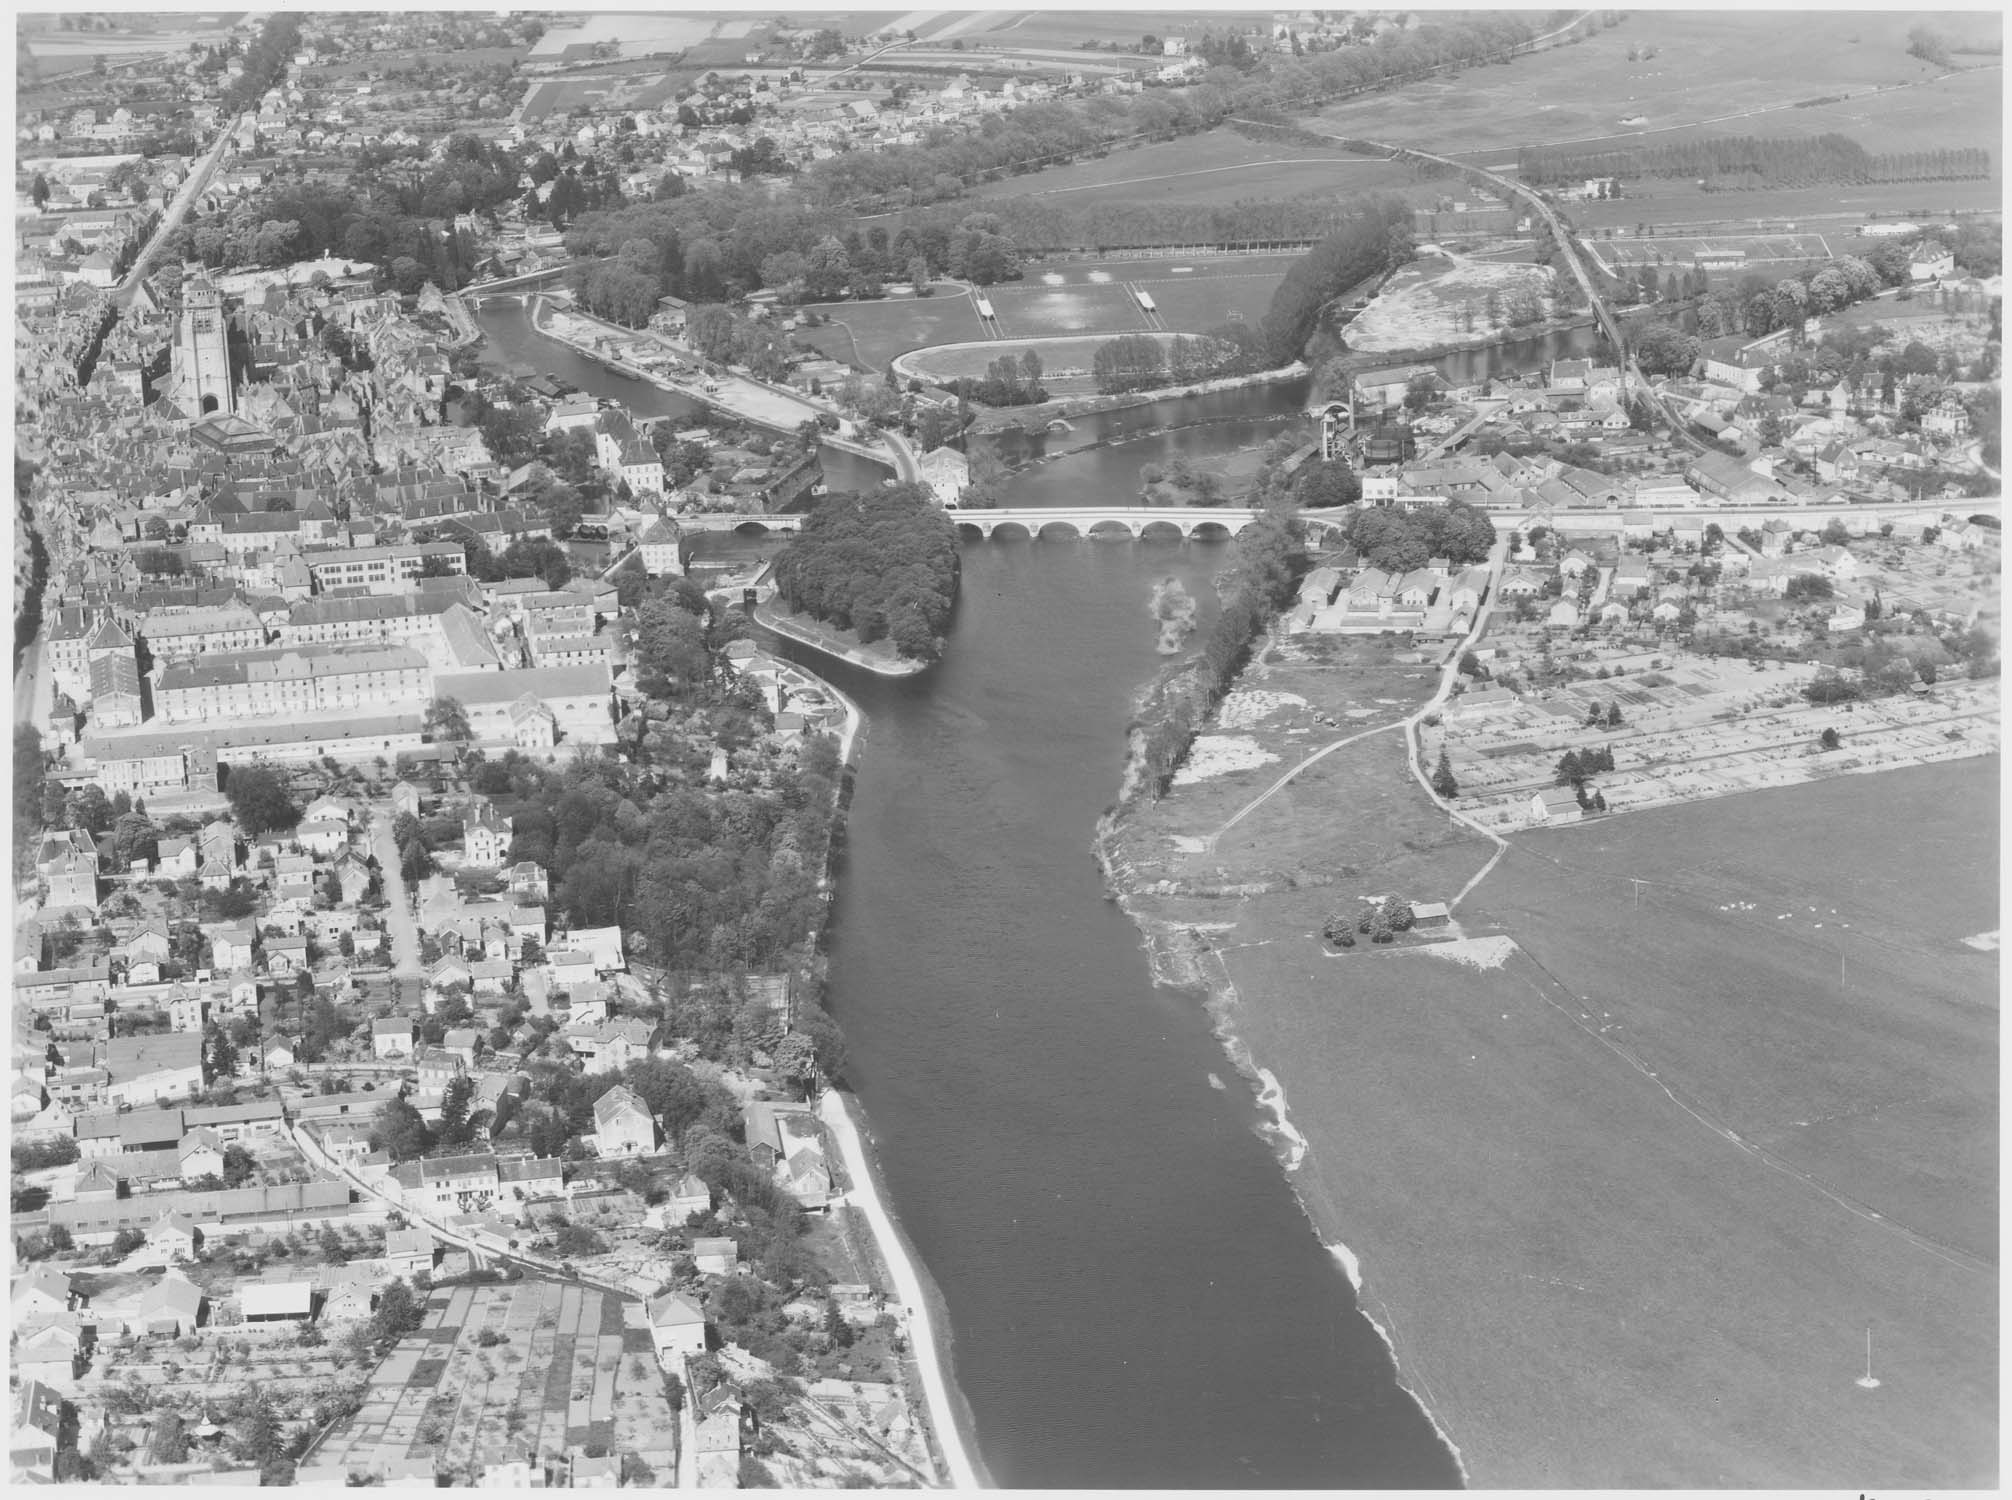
474 297 1597 1485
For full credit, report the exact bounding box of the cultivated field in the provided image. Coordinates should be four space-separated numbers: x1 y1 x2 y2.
970 128 1409 208
1309 12 2000 161
1343 257 1556 353
947 12 1257 50
529 12 751 60
313 1278 678 1482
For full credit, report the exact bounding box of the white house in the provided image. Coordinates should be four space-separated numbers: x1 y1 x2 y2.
915 446 969 507
645 1290 708 1363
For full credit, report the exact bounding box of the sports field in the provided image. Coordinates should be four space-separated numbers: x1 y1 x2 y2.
985 278 1144 338
1311 12 2000 160
799 255 1295 371
970 127 1405 208
1219 755 1997 1487
312 1278 678 1482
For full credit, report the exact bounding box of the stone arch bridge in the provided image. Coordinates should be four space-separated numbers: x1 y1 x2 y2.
674 506 1353 540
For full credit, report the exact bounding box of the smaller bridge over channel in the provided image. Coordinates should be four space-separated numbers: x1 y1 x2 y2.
677 511 805 535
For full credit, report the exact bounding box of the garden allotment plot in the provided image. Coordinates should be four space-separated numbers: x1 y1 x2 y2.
312 1279 676 1482
1589 232 1837 273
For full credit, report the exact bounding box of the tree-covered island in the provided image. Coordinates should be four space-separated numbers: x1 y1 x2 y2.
771 484 961 663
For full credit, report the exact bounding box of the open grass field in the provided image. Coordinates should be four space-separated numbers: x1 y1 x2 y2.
970 127 1407 207
1212 755 1996 1486
1310 12 2000 161
313 1278 677 1482
795 288 988 370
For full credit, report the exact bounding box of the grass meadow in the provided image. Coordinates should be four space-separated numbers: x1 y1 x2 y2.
970 128 1411 208
1218 755 1995 1486
1312 12 1999 162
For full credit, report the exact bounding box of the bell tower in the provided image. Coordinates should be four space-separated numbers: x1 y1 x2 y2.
174 274 235 417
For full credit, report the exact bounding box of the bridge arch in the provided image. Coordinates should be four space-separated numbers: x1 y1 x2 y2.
986 520 1036 541
1187 520 1235 540
731 520 776 535
1085 518 1140 541
1137 518 1188 541
1032 519 1084 540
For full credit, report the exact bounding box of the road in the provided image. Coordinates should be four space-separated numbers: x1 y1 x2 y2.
115 112 239 305
367 809 425 977
14 641 48 728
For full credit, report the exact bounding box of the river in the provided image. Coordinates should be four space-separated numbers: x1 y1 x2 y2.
474 298 1559 1486
765 382 1461 1489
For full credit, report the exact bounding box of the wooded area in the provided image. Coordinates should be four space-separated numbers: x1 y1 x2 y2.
772 484 960 662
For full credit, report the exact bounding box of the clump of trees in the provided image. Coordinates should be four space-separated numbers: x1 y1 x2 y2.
1090 332 1246 394
772 484 960 661
1342 500 1496 571
955 351 1047 407
1554 747 1616 788
223 766 300 837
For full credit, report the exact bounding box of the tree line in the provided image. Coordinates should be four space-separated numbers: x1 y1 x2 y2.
1130 507 1303 797
1518 133 1991 188
772 483 961 662
220 12 300 114
1257 196 1416 366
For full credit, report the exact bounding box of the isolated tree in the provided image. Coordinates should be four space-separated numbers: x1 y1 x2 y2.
1819 727 1842 750
1431 749 1458 799
439 1075 476 1142
424 697 472 744
1555 750 1584 787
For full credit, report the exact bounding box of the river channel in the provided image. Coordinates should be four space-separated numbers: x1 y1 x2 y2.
474 297 1528 1485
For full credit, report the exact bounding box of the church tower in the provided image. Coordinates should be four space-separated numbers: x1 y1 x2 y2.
172 274 235 417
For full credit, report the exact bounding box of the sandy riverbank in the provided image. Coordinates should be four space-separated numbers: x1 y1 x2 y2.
818 1088 988 1488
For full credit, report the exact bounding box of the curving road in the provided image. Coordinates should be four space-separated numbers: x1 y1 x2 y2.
1208 533 1511 857
1276 120 1707 455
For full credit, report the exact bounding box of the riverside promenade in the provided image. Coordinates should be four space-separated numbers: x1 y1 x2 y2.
819 1089 985 1489
753 598 930 677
